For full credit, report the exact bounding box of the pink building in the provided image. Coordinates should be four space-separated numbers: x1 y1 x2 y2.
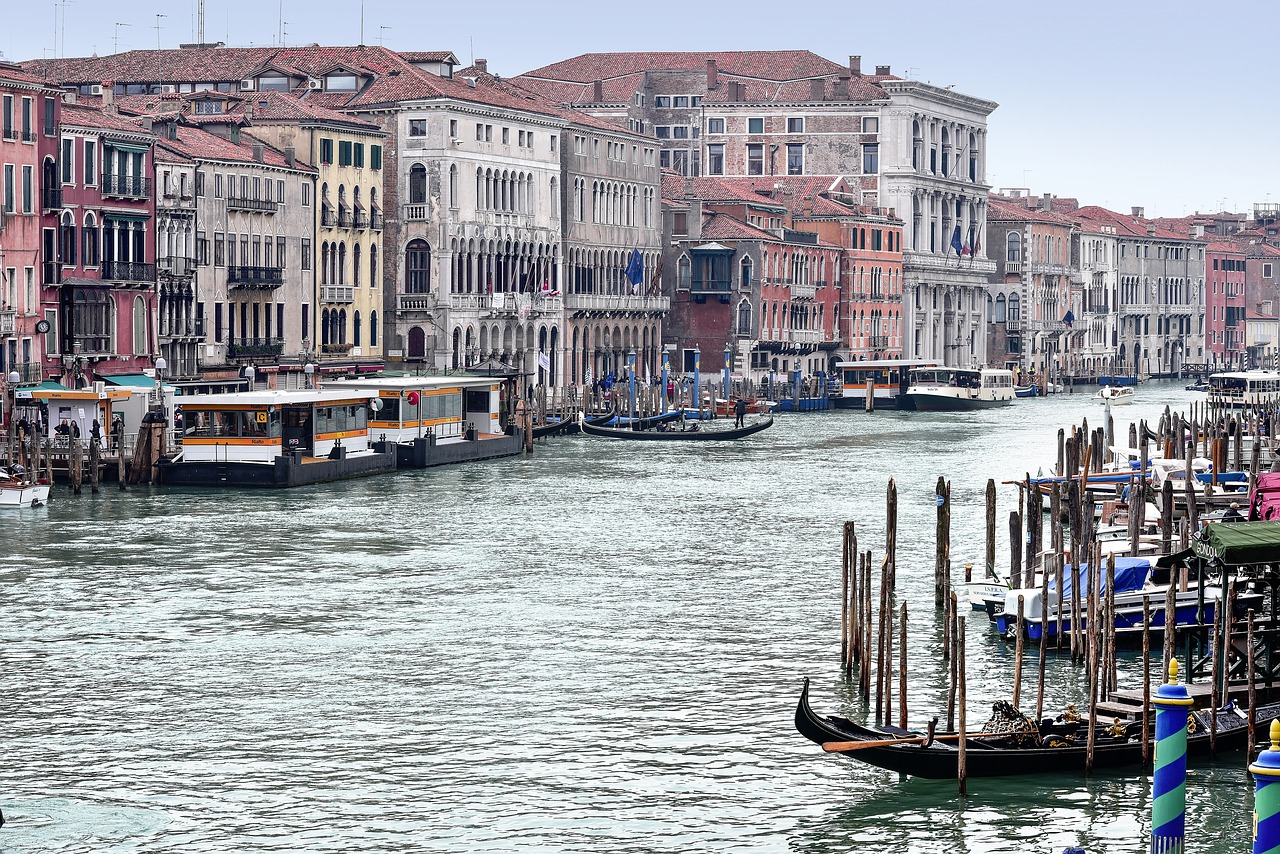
0 62 62 391
49 102 158 387
1205 240 1245 369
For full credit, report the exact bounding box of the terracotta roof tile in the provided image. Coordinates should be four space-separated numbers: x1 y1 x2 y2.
59 102 156 136
239 90 382 130
660 172 785 208
522 51 850 83
155 125 314 172
700 212 780 242
399 51 459 64
987 196 1080 226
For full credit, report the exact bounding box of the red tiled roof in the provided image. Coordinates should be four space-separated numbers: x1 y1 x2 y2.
522 51 850 83
399 51 459 64
1072 205 1201 241
1206 240 1246 255
59 102 156 136
458 66 647 137
511 73 647 106
240 90 383 130
700 212 780 243
23 47 281 85
0 64 60 88
155 125 314 172
987 196 1079 226
660 172 786 208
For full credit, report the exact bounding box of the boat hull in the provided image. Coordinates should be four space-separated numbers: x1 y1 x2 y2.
901 392 1013 411
581 416 773 441
0 483 51 507
158 449 397 488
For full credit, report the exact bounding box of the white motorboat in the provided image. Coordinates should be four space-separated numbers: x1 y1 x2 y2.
1095 386 1135 405
0 466 50 508
901 367 1016 411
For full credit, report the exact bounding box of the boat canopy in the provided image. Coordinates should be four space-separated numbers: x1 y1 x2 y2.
1191 521 1280 565
1048 557 1151 599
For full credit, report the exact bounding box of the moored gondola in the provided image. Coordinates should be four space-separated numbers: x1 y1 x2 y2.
795 677 1262 779
532 411 613 439
580 415 773 441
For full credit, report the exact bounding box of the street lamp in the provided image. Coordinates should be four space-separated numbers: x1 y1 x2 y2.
304 362 315 390
244 364 256 390
6 369 19 465
153 356 167 406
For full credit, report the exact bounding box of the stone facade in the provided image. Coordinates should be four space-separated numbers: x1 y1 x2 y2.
153 142 199 379
1205 240 1246 370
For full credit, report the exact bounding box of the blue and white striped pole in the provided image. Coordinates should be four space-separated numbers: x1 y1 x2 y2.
660 349 670 414
723 342 732 410
1152 658 1193 854
693 347 701 417
1250 718 1280 854
628 348 637 423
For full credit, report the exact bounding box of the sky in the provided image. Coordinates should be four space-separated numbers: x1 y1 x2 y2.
6 0 1277 219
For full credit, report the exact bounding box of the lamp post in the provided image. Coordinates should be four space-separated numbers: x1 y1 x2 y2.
628 348 637 423
153 356 167 407
723 342 733 406
304 362 315 390
660 347 671 414
693 346 701 418
244 364 256 391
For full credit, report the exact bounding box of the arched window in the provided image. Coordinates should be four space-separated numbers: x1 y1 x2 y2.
736 299 752 335
82 212 99 266
353 244 362 286
321 308 330 345
409 163 427 204
407 326 425 359
132 295 148 356
370 311 378 347
60 211 77 267
406 240 432 293
337 242 347 284
740 256 752 289
1006 232 1021 263
449 164 458 208
995 293 1007 323
369 245 378 289
338 309 347 344
353 311 362 347
677 255 691 290
1008 292 1020 322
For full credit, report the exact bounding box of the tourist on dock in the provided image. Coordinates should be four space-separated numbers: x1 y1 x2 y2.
54 419 70 437
734 397 747 428
1222 502 1244 523
111 415 124 451
70 421 80 440
90 419 102 448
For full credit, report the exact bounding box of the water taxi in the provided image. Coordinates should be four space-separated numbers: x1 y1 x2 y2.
832 359 942 409
0 465 50 507
900 367 1016 411
1207 370 1280 409
323 376 523 468
161 389 396 487
1095 386 1135 406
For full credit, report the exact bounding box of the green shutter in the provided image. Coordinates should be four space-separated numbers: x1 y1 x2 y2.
371 145 382 170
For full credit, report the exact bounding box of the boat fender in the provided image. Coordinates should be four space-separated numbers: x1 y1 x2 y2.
922 717 938 749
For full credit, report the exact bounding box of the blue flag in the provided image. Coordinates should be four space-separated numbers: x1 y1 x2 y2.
1063 309 1075 328
625 249 644 291
950 225 963 257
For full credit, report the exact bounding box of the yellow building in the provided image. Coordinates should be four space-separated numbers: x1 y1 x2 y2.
244 90 387 374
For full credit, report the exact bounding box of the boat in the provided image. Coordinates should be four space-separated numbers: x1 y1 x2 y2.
1185 380 1210 392
1095 386 1135 405
159 389 397 487
601 410 685 429
579 415 774 441
1014 385 1039 398
531 411 614 439
1207 370 1280 409
0 466 50 507
796 678 1266 779
900 367 1016 411
831 359 942 409
712 398 774 416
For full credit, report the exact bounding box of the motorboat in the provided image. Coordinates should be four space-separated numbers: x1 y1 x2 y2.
1095 386 1135 405
0 465 50 508
900 367 1016 411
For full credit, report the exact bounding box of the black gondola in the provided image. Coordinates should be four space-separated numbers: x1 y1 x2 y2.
531 412 613 439
795 678 1264 779
580 415 774 441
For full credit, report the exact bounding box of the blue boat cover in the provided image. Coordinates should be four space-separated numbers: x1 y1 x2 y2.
1047 557 1151 599
1195 471 1248 484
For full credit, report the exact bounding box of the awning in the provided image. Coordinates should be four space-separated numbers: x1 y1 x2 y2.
1191 521 1280 565
102 373 157 388
15 380 66 400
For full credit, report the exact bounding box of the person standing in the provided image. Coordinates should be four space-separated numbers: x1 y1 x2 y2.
734 397 747 428
111 414 124 452
90 419 102 448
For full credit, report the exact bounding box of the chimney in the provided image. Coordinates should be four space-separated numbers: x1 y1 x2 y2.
849 55 862 77
474 58 487 74
1146 223 1157 236
252 142 264 163
1040 192 1052 212
888 207 895 218
284 145 296 168
592 80 604 102
166 123 177 140
1131 206 1145 219
100 81 114 110
733 81 747 102
706 58 719 89
833 75 850 99
875 65 891 76
140 117 153 132
809 78 825 101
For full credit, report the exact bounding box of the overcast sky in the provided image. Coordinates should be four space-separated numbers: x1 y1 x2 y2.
8 0 1276 218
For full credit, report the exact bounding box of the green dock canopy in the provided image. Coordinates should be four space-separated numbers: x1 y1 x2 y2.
1191 521 1280 565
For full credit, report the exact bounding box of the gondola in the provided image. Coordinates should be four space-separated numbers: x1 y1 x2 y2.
580 415 773 441
600 410 683 430
531 411 613 439
795 678 1265 779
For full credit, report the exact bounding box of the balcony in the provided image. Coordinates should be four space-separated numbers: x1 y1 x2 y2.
1004 262 1023 274
227 266 284 290
158 256 197 277
791 281 817 300
101 174 151 199
321 209 337 228
0 310 14 336
869 335 890 349
0 128 14 141
322 342 353 355
337 209 352 228
42 187 61 211
354 211 369 230
22 129 36 143
159 317 206 340
227 196 278 214
690 280 732 295
450 293 492 312
226 338 285 360
370 210 384 230
404 204 430 221
564 293 671 315
322 285 355 304
42 261 61 286
9 362 42 383
101 260 156 285
397 292 435 312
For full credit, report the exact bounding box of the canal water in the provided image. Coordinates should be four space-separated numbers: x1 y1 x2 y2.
0 381 1256 852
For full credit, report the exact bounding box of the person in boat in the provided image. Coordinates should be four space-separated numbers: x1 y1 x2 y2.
1222 501 1244 523
734 397 747 428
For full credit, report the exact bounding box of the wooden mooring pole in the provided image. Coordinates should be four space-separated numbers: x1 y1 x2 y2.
985 478 996 579
957 614 968 797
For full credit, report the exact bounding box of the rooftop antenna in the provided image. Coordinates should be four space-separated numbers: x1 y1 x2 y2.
113 22 131 54
154 13 166 89
360 0 365 46
198 0 205 45
379 25 391 47
277 0 283 47
59 0 75 59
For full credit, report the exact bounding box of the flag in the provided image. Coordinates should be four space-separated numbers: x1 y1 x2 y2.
1062 309 1075 328
625 248 644 288
961 242 971 257
950 225 963 257
972 229 981 257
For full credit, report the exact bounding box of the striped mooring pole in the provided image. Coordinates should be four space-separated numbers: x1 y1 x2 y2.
1250 718 1280 854
1151 658 1193 854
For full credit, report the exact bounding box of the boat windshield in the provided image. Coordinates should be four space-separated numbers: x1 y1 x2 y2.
1211 375 1246 391
911 369 953 385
